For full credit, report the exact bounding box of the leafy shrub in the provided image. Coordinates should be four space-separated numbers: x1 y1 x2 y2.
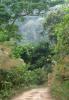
0 31 9 42
12 45 34 62
0 64 47 100
12 42 52 72
49 8 69 100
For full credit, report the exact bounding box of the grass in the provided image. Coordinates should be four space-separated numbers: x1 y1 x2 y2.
51 80 69 100
50 55 69 100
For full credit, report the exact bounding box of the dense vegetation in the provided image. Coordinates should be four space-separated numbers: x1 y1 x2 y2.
44 5 69 100
51 13 69 100
0 0 69 100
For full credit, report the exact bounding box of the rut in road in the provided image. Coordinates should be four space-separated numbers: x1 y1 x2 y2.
12 87 53 100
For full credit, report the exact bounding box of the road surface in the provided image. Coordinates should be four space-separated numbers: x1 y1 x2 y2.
12 87 53 100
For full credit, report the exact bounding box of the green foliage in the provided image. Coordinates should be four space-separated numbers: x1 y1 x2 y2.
44 12 62 28
12 42 52 72
0 4 10 24
2 0 48 18
0 24 20 42
0 3 21 42
6 25 21 41
24 68 47 86
53 14 69 54
12 44 33 62
29 42 52 70
0 65 47 100
48 7 69 100
0 30 9 42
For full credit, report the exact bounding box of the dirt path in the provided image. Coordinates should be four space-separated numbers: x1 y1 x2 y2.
12 87 53 100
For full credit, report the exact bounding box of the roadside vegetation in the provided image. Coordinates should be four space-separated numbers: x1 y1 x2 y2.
44 5 69 100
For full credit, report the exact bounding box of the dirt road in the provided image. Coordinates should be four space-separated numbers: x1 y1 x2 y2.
12 87 53 100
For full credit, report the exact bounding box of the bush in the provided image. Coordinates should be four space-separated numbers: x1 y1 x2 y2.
12 42 52 69
12 45 34 63
0 64 47 100
0 31 9 42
